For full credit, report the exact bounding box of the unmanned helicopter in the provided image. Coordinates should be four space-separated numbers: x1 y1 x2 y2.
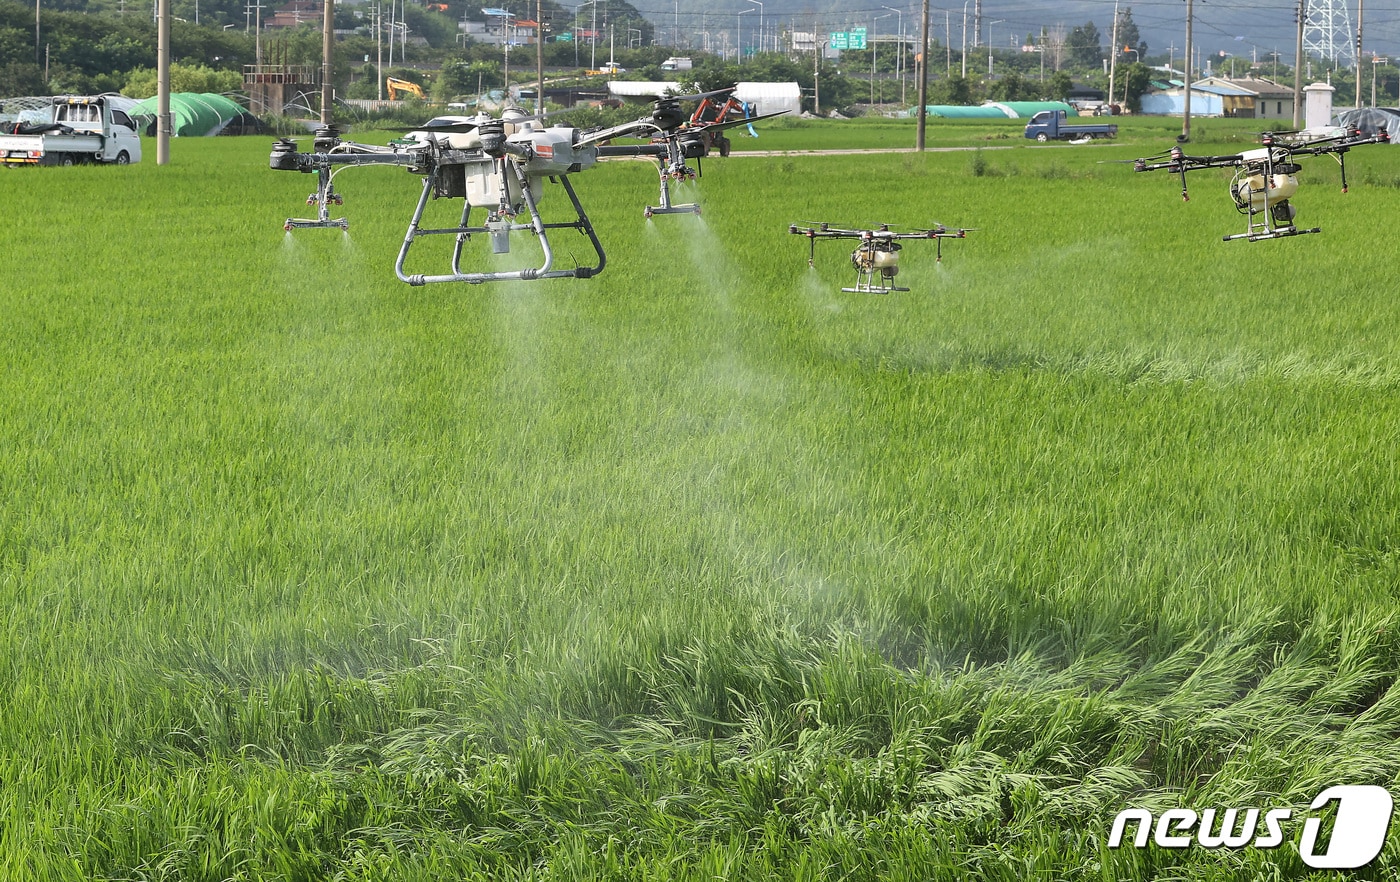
269 86 784 284
1131 127 1389 242
789 222 972 293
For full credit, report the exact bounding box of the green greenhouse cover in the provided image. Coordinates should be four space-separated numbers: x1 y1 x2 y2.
128 92 249 136
918 101 1077 119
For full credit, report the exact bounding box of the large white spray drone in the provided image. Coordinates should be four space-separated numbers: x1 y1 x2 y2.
1132 127 1389 242
269 87 783 284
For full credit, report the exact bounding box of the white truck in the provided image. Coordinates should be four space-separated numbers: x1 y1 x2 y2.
661 56 693 71
0 95 142 166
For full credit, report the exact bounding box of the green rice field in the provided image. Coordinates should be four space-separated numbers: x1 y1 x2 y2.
3 115 1400 879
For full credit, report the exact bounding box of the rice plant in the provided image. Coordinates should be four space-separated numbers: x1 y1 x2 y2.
2 124 1399 878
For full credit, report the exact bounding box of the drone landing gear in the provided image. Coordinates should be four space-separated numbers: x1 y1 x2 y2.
395 166 606 285
1227 188 1318 242
1224 226 1321 242
842 281 910 294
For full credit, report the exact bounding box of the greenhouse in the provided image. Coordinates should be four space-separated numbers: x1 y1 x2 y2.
128 93 260 136
918 101 1076 119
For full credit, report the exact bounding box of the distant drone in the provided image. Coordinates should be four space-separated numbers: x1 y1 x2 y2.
269 87 784 284
789 222 971 293
1132 128 1389 242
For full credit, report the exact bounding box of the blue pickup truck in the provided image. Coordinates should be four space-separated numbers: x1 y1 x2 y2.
1023 109 1118 142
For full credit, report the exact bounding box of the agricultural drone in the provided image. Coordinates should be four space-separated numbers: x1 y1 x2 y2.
1132 128 1389 242
269 87 784 284
789 222 971 293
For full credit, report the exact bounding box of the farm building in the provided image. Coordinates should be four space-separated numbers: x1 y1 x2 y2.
1141 76 1296 120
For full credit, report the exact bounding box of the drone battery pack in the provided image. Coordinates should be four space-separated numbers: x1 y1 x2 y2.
435 163 468 199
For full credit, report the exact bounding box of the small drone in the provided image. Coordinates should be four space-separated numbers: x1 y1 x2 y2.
1132 128 1389 242
269 87 783 284
788 222 971 293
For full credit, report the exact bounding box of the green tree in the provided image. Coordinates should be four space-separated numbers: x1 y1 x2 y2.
564 0 652 49
121 62 241 97
1111 61 1152 111
1066 21 1102 69
0 60 45 95
987 71 1031 102
1046 69 1073 101
928 75 974 105
435 58 500 101
401 4 458 50
1115 7 1146 57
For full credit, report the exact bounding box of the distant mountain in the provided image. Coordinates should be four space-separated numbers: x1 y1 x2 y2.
645 0 1396 73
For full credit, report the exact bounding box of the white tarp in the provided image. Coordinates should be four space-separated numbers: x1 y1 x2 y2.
605 81 800 118
732 82 800 117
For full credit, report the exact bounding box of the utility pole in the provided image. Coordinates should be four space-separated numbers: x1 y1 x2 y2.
972 0 981 48
960 0 967 78
1182 0 1194 142
157 0 169 163
1108 0 1119 111
1355 0 1363 108
882 6 904 106
916 0 928 150
321 0 333 124
1293 0 1304 128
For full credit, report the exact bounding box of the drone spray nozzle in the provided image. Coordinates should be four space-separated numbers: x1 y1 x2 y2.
486 218 512 254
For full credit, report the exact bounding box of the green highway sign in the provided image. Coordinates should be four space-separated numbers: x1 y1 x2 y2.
829 28 866 51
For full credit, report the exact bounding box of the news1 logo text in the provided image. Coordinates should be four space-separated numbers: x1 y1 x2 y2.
1108 785 1394 870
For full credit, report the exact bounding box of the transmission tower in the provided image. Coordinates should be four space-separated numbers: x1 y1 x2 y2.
1303 0 1354 69
973 0 982 47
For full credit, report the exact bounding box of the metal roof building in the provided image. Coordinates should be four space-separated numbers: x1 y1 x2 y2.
1141 77 1297 120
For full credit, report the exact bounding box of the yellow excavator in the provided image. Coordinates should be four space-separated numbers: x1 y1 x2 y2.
386 77 425 100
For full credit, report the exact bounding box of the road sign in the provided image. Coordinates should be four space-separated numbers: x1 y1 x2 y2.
829 29 866 51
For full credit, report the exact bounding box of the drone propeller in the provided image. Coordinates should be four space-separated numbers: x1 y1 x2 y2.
638 85 738 105
1099 153 1169 165
918 224 976 234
